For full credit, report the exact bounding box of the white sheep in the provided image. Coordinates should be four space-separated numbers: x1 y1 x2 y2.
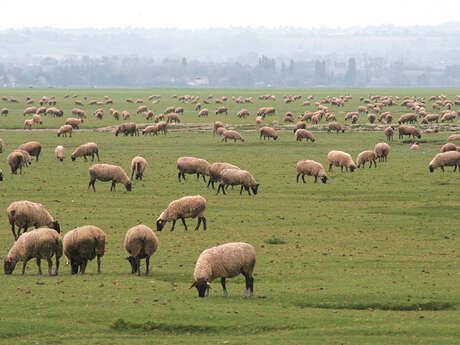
7 200 61 240
259 126 278 140
429 151 460 172
207 162 240 189
222 130 245 142
18 141 41 162
88 163 132 192
190 242 255 298
156 195 206 232
0 138 4 153
356 150 377 168
177 156 211 183
124 224 159 276
71 142 99 161
131 156 148 180
217 169 259 195
55 145 65 162
296 160 327 184
57 124 73 137
295 129 315 142
327 150 356 173
63 225 106 274
374 143 390 162
441 143 458 152
7 151 25 175
3 228 63 275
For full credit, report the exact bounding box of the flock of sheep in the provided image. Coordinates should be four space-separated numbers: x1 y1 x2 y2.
2 91 460 298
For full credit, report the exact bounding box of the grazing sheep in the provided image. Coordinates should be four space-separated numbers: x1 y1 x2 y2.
3 228 62 276
215 106 228 115
198 109 209 117
88 163 132 192
0 138 4 153
63 225 106 274
384 127 394 141
65 117 83 129
7 151 26 175
154 114 164 123
23 106 37 116
131 156 148 180
167 113 181 123
421 114 439 124
222 130 245 142
295 129 315 142
32 114 42 125
447 134 460 142
57 124 72 137
328 122 345 134
71 142 99 161
374 142 390 162
55 145 65 162
429 151 460 172
156 121 168 135
398 113 418 124
367 113 376 124
293 121 306 133
191 242 255 298
237 109 249 118
259 126 278 140
24 119 34 129
18 141 41 162
217 169 259 196
441 143 458 152
137 106 148 114
124 224 159 276
142 125 158 135
1 107 8 116
212 121 225 136
296 160 327 184
156 195 207 232
177 156 211 182
207 162 240 189
356 150 377 168
7 200 61 240
115 122 138 136
327 150 356 173
398 125 421 140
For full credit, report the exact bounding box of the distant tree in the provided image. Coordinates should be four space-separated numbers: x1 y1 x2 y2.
344 57 357 85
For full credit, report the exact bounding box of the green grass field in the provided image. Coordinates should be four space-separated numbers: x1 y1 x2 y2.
0 89 459 344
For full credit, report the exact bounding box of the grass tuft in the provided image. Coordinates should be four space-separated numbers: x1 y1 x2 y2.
295 301 456 311
264 238 287 245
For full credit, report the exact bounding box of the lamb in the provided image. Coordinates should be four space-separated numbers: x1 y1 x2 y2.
191 242 255 298
428 151 460 172
327 150 356 173
63 225 106 274
328 122 345 134
259 126 278 140
177 156 211 183
115 122 138 136
88 163 132 192
222 130 245 142
124 224 159 276
3 228 62 276
356 150 377 168
7 200 61 240
65 117 83 129
57 124 72 137
441 143 458 152
207 162 240 189
55 145 65 162
217 169 259 195
18 141 41 162
131 156 148 180
24 119 34 129
71 142 99 161
374 142 390 162
167 113 181 123
384 126 394 141
156 195 207 231
295 129 315 142
296 160 327 184
398 125 421 140
142 125 158 135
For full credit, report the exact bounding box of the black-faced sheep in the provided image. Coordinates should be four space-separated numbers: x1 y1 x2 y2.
156 195 206 231
88 164 132 192
296 160 327 184
216 169 259 195
429 151 460 172
327 150 356 172
124 224 159 276
177 157 211 183
131 156 148 180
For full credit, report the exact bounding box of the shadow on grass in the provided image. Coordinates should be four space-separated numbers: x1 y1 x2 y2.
295 301 456 311
264 237 287 245
111 318 299 334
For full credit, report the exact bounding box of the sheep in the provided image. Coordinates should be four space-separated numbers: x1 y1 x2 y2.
32 114 42 125
215 106 228 115
447 134 460 142
24 119 34 129
222 130 245 142
55 145 65 162
15 149 32 167
217 169 259 196
190 242 255 298
131 156 148 180
137 105 148 114
259 126 278 140
367 113 376 124
65 117 83 129
71 142 99 161
177 156 211 183
398 125 421 140
167 113 181 123
18 141 41 162
154 114 164 123
327 150 356 173
441 143 458 152
0 138 4 153
207 162 240 189
295 129 315 142
429 151 460 172
7 200 61 240
115 122 138 136
374 142 390 162
57 124 73 137
23 106 37 115
142 125 158 135
198 109 209 117
1 107 8 116
124 224 159 276
63 225 106 274
156 195 206 232
384 126 394 141
7 151 25 175
3 228 62 276
410 143 420 150
88 163 132 192
293 121 306 133
328 122 345 134
156 121 168 135
237 109 249 118
356 150 377 168
421 114 439 124
296 160 327 184
398 113 418 124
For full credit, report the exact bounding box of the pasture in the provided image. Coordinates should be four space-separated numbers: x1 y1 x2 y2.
0 88 459 344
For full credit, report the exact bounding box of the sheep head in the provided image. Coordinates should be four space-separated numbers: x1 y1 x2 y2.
156 219 167 231
321 176 328 184
251 184 260 195
190 279 211 298
126 256 138 274
3 258 16 274
49 221 61 234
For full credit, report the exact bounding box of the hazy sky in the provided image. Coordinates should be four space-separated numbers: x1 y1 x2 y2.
2 0 459 29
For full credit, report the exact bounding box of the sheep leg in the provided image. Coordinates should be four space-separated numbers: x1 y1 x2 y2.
47 258 52 276
244 274 254 297
202 217 207 231
97 256 101 274
314 176 318 183
145 257 150 275
11 223 18 241
195 217 202 230
303 175 307 184
22 260 29 275
196 173 200 180
83 154 88 162
202 175 206 183
136 258 141 276
96 152 100 161
36 258 42 275
111 181 116 191
329 163 333 173
55 256 59 276
177 171 182 182
246 186 251 195
81 259 88 274
131 169 135 180
170 220 176 231
368 161 372 168
296 173 300 183
441 166 445 173
181 217 188 231
239 185 244 195
221 278 228 297
88 178 96 192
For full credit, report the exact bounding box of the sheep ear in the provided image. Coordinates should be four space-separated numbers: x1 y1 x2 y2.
189 281 197 289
